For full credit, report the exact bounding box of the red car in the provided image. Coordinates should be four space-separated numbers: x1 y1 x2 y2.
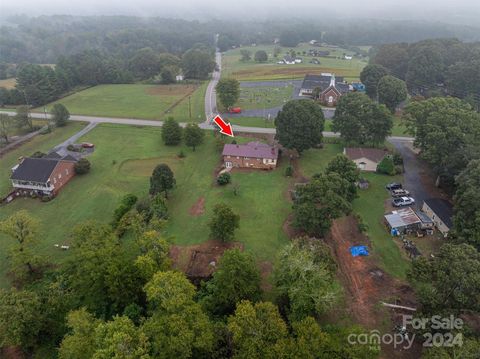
228 107 242 114
81 142 95 148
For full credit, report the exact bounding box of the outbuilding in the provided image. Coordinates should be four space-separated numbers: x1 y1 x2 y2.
384 207 422 235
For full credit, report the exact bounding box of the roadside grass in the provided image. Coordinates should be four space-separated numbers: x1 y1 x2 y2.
0 124 292 288
227 117 275 128
41 83 205 120
352 172 410 279
165 81 208 122
325 117 409 138
298 145 409 279
222 43 366 81
237 85 292 110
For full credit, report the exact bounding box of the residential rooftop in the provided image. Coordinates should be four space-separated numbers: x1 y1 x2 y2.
222 142 278 160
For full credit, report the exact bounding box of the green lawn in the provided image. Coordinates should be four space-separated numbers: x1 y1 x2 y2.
298 145 409 279
352 172 410 279
165 81 207 122
237 85 292 110
42 83 206 121
223 43 366 81
227 117 275 128
0 124 292 288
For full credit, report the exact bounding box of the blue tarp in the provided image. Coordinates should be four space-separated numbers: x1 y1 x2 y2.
350 245 369 257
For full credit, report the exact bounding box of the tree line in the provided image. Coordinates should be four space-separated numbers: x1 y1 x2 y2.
371 38 480 109
0 45 215 108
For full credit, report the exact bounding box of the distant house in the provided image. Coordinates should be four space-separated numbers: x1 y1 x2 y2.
344 55 353 60
294 57 303 64
278 55 296 65
422 199 453 237
222 142 278 170
10 153 77 197
309 40 318 45
299 73 350 106
344 147 388 171
175 74 184 82
309 58 320 65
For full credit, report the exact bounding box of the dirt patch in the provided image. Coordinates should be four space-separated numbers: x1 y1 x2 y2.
1 347 24 359
232 66 358 80
145 84 198 96
170 240 243 284
327 216 421 358
189 197 205 216
258 261 273 292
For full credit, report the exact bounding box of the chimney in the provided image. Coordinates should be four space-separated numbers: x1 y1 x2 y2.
329 73 336 87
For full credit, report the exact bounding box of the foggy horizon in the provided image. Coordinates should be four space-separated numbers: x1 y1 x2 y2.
1 0 480 27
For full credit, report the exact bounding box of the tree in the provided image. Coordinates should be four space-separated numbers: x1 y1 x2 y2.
377 75 408 113
273 46 281 58
452 159 480 249
359 64 389 99
279 30 301 47
408 243 480 314
200 249 261 316
134 230 171 281
142 271 214 358
275 99 324 154
227 300 288 359
208 203 240 242
58 308 99 359
111 193 138 228
274 244 340 321
333 92 392 146
376 155 396 175
0 289 43 350
421 338 480 359
239 50 251 62
0 210 43 281
372 43 409 80
402 97 480 187
129 47 160 80
94 315 151 358
160 67 175 84
149 164 175 198
216 78 240 109
293 173 352 237
51 103 70 127
74 158 91 174
14 105 33 130
0 113 13 143
161 117 182 146
325 154 360 200
182 48 215 80
254 50 268 62
184 123 204 151
64 222 144 317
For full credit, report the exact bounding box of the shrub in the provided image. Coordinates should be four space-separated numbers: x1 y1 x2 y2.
74 158 91 174
111 194 138 227
376 156 395 175
285 165 294 177
217 172 231 185
31 151 46 158
178 150 186 158
392 152 403 165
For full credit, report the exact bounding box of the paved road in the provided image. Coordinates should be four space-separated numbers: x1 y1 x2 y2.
52 122 98 156
204 50 222 122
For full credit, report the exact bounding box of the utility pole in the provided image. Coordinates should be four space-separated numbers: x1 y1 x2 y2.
188 96 192 121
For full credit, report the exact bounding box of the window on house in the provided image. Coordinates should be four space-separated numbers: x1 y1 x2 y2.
66 169 69 175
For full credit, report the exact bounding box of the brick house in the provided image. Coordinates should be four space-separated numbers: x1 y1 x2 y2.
10 153 77 197
222 142 278 170
299 73 350 106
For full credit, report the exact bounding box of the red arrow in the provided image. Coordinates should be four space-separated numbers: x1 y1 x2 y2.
213 115 234 137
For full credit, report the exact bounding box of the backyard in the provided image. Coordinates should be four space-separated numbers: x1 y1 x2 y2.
41 83 207 121
222 43 367 81
0 124 292 288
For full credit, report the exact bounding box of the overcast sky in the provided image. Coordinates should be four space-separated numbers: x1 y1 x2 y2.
1 0 480 25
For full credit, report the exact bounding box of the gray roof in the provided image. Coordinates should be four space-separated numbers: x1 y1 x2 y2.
222 142 278 160
11 158 59 183
300 74 349 93
424 198 453 228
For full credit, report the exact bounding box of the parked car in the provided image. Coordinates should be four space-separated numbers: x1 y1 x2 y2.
386 182 402 190
392 196 415 207
391 189 410 198
228 107 242 114
81 142 95 148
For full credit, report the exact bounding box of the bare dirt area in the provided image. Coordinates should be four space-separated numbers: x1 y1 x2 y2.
189 196 205 216
0 347 24 359
258 261 273 292
170 240 243 284
145 84 198 96
327 216 422 359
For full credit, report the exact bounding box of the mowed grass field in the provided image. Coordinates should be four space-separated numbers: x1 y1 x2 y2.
42 83 207 121
0 78 16 89
0 124 293 288
222 43 367 81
